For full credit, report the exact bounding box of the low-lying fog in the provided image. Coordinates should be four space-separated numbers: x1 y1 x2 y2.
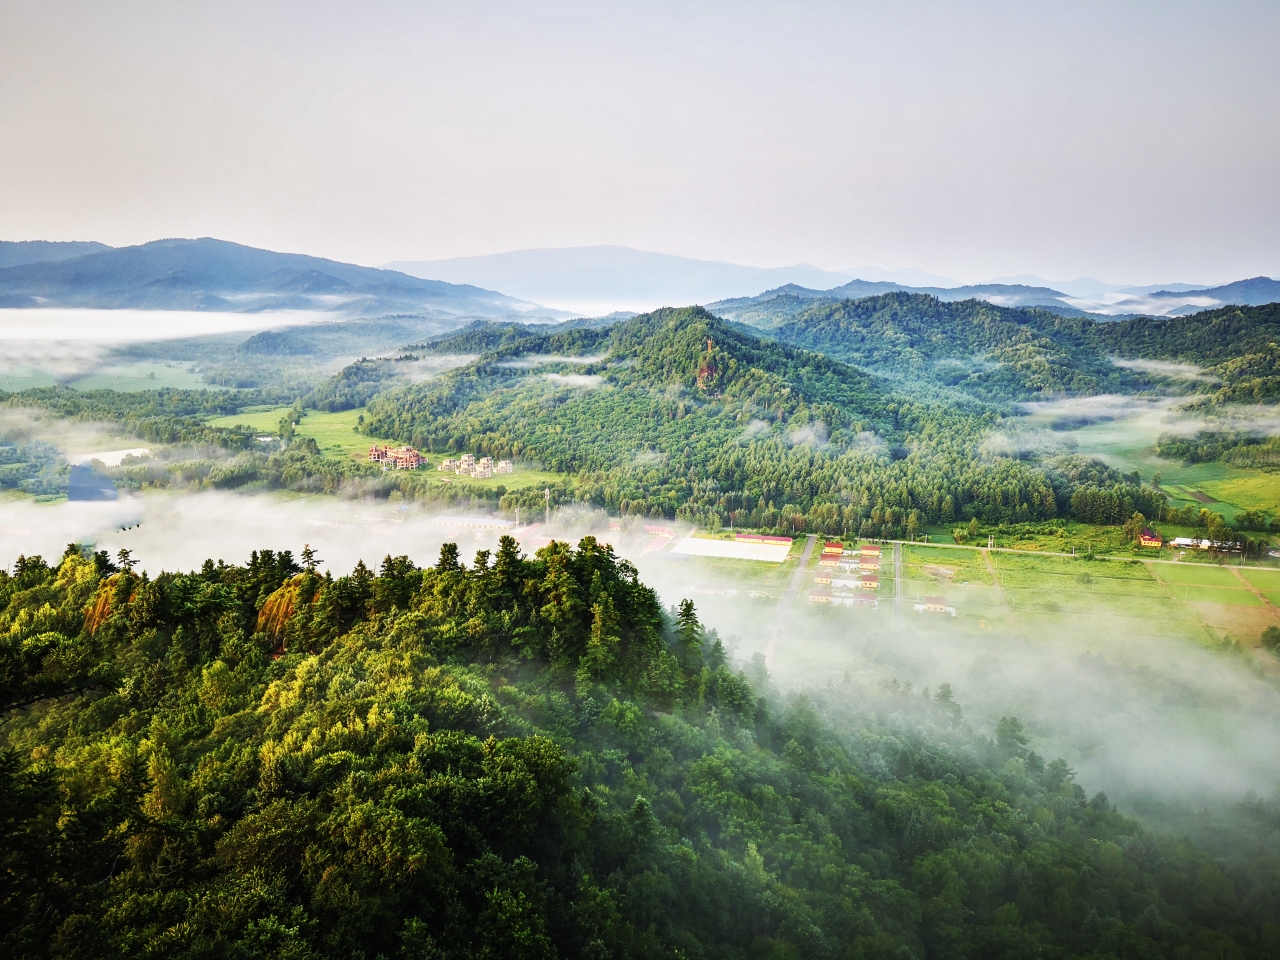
2 488 1277 849
0 308 328 380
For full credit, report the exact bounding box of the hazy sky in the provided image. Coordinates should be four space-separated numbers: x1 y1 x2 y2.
2 0 1277 284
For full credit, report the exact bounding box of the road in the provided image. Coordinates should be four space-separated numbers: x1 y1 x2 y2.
764 534 816 667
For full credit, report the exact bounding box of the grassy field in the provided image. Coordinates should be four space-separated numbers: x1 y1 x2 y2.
1196 474 1280 513
68 362 210 392
1152 563 1240 586
207 405 563 491
1036 408 1279 520
1242 568 1280 592
894 543 1279 649
0 368 57 391
0 361 209 393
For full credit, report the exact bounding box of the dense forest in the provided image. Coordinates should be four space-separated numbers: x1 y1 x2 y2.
710 293 1280 411
759 294 1142 402
3 540 1277 959
365 308 1165 536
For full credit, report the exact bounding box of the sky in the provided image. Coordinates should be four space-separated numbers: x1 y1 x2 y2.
1 0 1278 286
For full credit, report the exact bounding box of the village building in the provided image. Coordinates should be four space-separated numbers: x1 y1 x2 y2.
914 595 957 616
860 574 879 590
1139 527 1163 548
813 573 831 584
368 445 424 470
736 533 793 546
437 453 515 478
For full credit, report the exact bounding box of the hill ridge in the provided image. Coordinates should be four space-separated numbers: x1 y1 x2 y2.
0 237 561 318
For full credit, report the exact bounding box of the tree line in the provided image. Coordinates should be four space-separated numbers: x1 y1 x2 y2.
2 541 1277 958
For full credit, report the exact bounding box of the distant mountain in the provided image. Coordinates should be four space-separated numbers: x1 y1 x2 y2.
385 246 864 310
1062 276 1280 317
987 275 1210 298
0 238 560 318
712 272 1280 324
710 280 1095 327
0 240 112 269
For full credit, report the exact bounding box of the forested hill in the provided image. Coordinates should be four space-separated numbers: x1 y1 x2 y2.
364 307 1162 535
3 541 1276 959
762 293 1142 401
1095 302 1280 405
716 294 1280 405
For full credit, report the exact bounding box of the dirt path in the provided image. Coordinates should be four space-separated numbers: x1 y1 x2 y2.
982 549 1012 611
1228 565 1280 620
893 542 904 628
764 534 816 667
1145 562 1239 649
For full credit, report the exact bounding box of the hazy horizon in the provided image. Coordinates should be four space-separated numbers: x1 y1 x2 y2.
2 1 1277 286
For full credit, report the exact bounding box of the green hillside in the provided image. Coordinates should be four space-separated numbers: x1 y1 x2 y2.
364 307 1162 536
1095 303 1280 405
3 542 1276 959
737 293 1140 401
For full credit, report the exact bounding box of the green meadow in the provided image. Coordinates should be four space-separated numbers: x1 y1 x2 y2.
896 544 1275 649
1044 410 1277 521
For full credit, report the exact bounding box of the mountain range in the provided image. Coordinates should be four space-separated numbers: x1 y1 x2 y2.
711 276 1280 323
387 245 1279 318
0 238 560 319
2 238 1275 322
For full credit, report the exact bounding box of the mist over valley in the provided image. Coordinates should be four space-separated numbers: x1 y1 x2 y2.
4 2 1280 954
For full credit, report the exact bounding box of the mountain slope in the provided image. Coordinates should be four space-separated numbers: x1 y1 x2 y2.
1096 302 1280 404
362 307 1162 534
0 238 558 317
764 293 1145 400
0 240 112 269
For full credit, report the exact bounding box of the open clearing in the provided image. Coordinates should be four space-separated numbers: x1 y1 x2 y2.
1040 409 1277 521
1154 564 1242 587
897 543 1277 648
1196 474 1280 513
71 362 209 392
1242 568 1280 592
207 405 562 490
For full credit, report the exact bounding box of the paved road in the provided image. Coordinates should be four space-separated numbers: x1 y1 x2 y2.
764 534 816 667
